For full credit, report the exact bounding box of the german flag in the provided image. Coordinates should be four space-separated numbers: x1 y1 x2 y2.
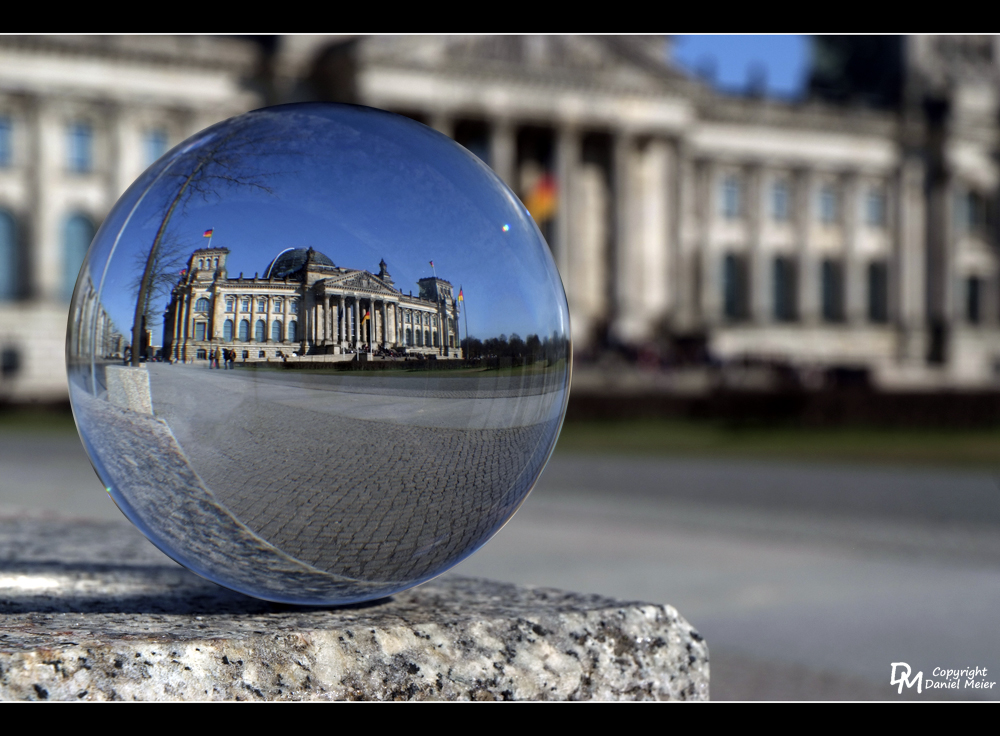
525 173 557 223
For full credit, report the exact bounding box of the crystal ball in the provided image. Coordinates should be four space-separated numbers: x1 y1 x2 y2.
66 104 571 605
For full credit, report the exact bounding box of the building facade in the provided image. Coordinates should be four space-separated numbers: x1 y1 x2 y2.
4 35 1000 398
0 35 258 399
163 247 462 363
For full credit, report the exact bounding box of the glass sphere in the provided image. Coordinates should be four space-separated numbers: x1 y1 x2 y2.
66 104 571 605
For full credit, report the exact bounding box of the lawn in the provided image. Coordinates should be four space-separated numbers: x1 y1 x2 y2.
554 418 1000 470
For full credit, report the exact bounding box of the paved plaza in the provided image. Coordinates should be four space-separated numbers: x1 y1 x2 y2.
130 364 565 590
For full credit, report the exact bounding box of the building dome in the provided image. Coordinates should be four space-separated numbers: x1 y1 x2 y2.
264 247 334 279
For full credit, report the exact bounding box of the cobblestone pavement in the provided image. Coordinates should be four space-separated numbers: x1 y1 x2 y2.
69 383 388 603
142 364 566 588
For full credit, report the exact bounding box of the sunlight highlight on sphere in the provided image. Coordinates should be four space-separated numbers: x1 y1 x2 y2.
66 104 571 605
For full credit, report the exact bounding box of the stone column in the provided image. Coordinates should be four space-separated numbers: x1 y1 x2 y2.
338 295 345 344
695 158 718 326
27 95 61 303
843 173 864 325
554 125 579 282
795 168 817 323
353 298 359 347
490 119 516 188
381 301 388 347
673 140 697 331
747 164 766 324
611 131 634 341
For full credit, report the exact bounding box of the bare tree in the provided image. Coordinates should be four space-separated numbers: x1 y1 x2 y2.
130 115 286 365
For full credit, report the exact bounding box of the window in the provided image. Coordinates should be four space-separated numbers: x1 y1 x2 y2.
416 329 423 347
194 322 207 341
239 319 250 341
290 299 299 314
956 190 989 236
258 350 266 358
866 188 886 228
819 184 839 224
425 329 431 346
225 299 234 313
773 256 797 322
770 180 790 222
241 298 250 313
254 319 265 342
143 128 169 167
721 175 742 219
288 320 297 341
868 261 888 323
224 319 234 342
0 117 11 168
723 253 748 321
63 214 94 301
257 298 266 312
273 298 282 311
271 320 282 342
405 328 412 345
196 349 207 360
821 259 845 322
0 210 17 301
967 277 982 324
67 122 93 173
195 297 210 312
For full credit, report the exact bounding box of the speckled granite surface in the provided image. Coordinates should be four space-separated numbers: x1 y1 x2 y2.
0 518 708 701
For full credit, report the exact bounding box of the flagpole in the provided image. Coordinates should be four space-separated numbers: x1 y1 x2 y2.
461 285 469 361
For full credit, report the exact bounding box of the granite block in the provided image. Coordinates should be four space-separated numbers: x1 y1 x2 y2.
0 518 709 701
105 366 153 415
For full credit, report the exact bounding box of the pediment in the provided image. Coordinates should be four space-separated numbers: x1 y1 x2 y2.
322 271 399 297
358 36 685 91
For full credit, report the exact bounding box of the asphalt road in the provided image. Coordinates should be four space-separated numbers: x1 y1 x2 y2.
3 414 999 699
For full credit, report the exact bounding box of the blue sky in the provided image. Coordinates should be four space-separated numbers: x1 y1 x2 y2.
89 105 568 343
672 35 811 99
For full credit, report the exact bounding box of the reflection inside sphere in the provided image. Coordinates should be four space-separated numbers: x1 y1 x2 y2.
66 104 571 605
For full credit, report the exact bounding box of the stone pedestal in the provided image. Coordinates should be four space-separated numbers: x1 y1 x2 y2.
0 519 709 701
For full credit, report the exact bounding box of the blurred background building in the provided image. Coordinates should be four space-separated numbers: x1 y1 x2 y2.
3 35 1000 401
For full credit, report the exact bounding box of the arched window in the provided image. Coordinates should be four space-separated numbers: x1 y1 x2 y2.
0 209 17 301
425 330 431 347
224 319 234 342
271 320 282 342
288 320 298 341
239 319 250 341
255 319 265 342
195 297 210 312
198 259 204 270
63 214 94 301
433 332 439 347
405 328 412 346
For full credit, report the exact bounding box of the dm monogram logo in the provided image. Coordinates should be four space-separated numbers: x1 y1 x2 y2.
890 662 923 694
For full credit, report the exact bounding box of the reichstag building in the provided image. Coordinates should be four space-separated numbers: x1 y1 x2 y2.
162 246 462 363
4 35 1000 397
